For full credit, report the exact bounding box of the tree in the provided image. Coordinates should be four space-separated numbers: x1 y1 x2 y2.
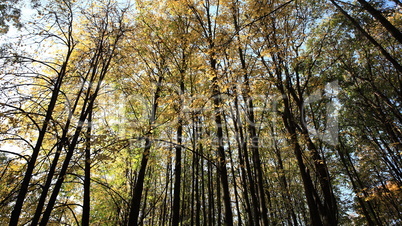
9 1 76 223
1 0 401 224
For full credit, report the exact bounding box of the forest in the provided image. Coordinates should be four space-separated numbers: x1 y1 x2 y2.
0 0 401 225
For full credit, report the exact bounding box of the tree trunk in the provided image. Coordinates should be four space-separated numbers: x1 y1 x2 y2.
273 137 298 226
280 85 324 225
172 78 184 226
356 0 402 44
128 73 162 225
211 58 234 225
172 123 182 226
82 107 92 226
337 143 377 226
127 139 151 226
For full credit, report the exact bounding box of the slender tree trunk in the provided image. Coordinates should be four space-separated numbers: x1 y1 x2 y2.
161 152 171 226
356 0 402 44
280 86 324 225
299 126 338 225
211 64 234 225
245 91 270 226
231 102 253 224
224 114 242 225
273 138 298 226
292 136 324 226
172 98 183 226
180 153 187 224
200 143 208 225
337 144 376 226
128 73 162 225
216 169 222 225
191 141 196 225
207 158 214 226
195 152 201 226
82 107 92 226
232 95 258 225
128 138 151 226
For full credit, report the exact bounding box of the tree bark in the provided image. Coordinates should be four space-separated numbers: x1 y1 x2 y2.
172 80 183 225
82 107 92 226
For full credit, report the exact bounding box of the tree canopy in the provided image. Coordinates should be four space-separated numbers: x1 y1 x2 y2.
0 0 401 225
